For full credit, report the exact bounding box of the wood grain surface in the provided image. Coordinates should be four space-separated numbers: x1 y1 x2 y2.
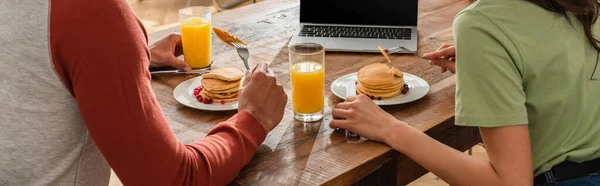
149 0 479 185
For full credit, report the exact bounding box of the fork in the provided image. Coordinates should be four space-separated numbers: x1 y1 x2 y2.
397 47 428 60
386 46 428 60
231 41 251 70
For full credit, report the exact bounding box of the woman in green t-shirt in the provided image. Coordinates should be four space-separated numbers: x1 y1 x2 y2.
331 0 600 185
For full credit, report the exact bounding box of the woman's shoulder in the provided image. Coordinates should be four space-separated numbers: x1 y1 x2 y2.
456 0 556 29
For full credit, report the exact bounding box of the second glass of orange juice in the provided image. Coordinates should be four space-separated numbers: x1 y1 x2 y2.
289 43 325 122
179 7 212 69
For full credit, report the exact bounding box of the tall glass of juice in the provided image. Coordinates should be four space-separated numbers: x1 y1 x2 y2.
289 43 325 122
179 7 212 69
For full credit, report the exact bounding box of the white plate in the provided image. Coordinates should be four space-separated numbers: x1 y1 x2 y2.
330 72 430 105
173 76 239 111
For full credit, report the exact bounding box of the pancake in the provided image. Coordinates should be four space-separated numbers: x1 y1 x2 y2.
360 81 403 90
391 67 403 77
196 67 244 103
200 92 239 103
359 83 403 93
213 27 248 48
201 68 245 81
358 75 404 88
357 84 402 98
202 90 239 99
356 63 406 99
357 63 396 86
357 83 400 94
205 86 239 94
201 78 241 91
378 46 391 62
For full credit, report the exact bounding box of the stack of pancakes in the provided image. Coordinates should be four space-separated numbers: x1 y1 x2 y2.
356 63 404 99
200 68 244 103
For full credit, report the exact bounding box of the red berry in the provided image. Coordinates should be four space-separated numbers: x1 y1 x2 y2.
355 81 358 85
202 99 209 104
193 89 200 96
220 100 225 105
196 96 203 102
401 83 409 94
207 98 213 104
384 49 389 53
401 87 409 94
369 95 375 100
377 97 382 100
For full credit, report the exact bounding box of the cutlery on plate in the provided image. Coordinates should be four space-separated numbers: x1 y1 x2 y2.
214 27 251 70
379 45 428 62
344 81 360 138
150 70 210 75
231 42 250 70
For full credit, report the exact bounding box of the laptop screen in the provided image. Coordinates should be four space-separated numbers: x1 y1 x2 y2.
300 0 418 26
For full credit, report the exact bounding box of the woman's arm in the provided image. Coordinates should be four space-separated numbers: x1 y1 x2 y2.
331 95 533 186
387 118 532 185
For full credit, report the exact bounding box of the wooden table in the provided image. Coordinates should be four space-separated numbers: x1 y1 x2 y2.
149 0 479 185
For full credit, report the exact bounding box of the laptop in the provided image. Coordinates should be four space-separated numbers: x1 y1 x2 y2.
288 0 419 53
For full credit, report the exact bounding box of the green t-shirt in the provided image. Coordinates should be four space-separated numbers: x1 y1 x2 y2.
453 0 600 176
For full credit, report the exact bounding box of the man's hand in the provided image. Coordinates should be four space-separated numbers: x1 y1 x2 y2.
238 63 288 133
423 43 456 73
149 33 191 71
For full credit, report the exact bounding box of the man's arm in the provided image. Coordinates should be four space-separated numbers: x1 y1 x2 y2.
50 0 265 185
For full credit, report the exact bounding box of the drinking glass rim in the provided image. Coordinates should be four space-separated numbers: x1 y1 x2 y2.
288 43 325 56
179 6 212 16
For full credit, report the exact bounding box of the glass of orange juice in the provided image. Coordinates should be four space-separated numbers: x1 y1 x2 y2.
289 43 325 122
179 7 212 69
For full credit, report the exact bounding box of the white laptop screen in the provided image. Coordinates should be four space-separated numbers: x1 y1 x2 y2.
300 0 418 26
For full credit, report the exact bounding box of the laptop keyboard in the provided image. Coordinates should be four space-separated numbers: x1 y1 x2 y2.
298 25 412 40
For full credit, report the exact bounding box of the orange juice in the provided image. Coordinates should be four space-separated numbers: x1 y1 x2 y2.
180 17 211 68
291 61 325 113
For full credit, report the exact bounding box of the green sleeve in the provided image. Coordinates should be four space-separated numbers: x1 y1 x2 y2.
453 10 528 127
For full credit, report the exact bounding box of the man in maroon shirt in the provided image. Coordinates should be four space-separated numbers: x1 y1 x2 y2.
0 0 287 185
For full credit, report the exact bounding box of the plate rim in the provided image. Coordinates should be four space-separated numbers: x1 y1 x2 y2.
173 76 239 111
329 72 430 105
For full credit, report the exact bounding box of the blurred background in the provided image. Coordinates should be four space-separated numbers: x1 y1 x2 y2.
127 0 263 33
112 1 488 185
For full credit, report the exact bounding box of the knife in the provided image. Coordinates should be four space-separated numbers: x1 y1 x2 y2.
346 80 357 98
345 81 359 138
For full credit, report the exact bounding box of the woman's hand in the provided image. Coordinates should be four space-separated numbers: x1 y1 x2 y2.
149 33 191 71
423 43 456 73
330 95 404 142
